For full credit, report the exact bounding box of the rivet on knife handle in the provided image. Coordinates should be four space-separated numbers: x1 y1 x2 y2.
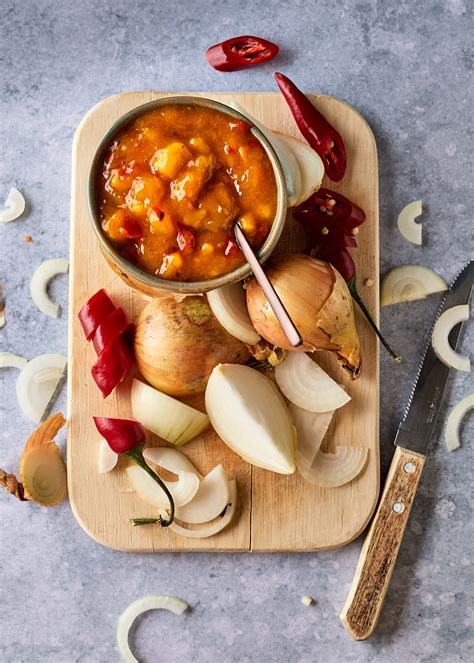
340 446 426 640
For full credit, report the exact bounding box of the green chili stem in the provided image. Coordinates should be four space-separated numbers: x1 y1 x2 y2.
125 446 175 527
348 276 401 362
130 518 160 527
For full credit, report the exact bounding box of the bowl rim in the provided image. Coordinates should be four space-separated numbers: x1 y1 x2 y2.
87 95 288 294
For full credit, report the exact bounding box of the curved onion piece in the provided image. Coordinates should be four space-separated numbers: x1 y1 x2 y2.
0 352 27 370
227 100 302 206
300 446 369 487
432 305 470 372
205 363 296 474
170 479 237 539
397 200 422 245
381 265 448 306
16 354 67 423
289 403 335 471
445 393 474 451
274 132 324 206
30 258 69 318
126 465 199 508
174 464 229 524
143 447 201 477
131 379 209 446
117 595 189 663
275 352 351 412
207 283 260 345
0 187 25 223
98 438 118 473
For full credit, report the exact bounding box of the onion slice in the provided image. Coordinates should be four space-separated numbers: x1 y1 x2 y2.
16 354 67 423
445 393 474 451
0 187 25 223
432 304 471 372
207 282 260 345
300 446 369 487
30 258 69 318
205 363 296 474
117 595 189 663
170 479 237 539
98 438 118 473
289 403 335 472
126 465 200 508
397 200 422 245
274 132 324 206
143 447 201 477
0 352 27 370
381 265 448 306
275 352 351 412
131 379 209 446
174 464 230 524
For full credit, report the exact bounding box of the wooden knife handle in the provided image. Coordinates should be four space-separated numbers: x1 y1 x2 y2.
340 446 426 640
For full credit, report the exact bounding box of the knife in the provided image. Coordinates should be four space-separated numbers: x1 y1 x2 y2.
340 260 473 640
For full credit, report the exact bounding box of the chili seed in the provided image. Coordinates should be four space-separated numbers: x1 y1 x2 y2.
321 227 329 235
352 227 359 235
326 210 334 216
319 205 327 213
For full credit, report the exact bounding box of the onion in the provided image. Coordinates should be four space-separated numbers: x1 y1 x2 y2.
134 296 250 397
131 379 210 445
432 304 471 372
300 446 369 487
0 187 25 223
126 465 200 508
0 352 27 370
98 438 118 473
274 131 324 206
445 393 474 451
205 363 296 474
16 354 67 423
117 595 189 663
174 464 230 524
143 446 201 477
275 352 351 412
381 264 448 306
30 258 69 318
289 403 335 472
397 200 423 245
170 479 237 539
207 282 260 345
246 254 361 378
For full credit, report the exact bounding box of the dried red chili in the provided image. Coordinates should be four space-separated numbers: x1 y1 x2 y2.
274 73 347 182
206 36 279 72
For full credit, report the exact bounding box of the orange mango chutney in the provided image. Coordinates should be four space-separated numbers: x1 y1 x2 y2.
97 104 278 281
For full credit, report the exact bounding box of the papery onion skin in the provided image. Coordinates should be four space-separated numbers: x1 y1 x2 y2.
134 296 250 397
246 254 361 378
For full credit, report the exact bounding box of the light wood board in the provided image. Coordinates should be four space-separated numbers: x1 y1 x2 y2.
68 91 380 552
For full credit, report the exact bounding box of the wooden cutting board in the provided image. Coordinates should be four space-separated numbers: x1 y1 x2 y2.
68 91 380 552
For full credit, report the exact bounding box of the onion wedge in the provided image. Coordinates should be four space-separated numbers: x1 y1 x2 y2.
445 393 474 451
98 437 118 473
0 187 25 223
0 352 27 370
174 464 230 524
274 132 324 206
207 282 260 345
117 595 189 663
131 379 209 446
289 403 335 472
16 354 67 423
300 446 369 487
381 265 448 306
432 304 471 372
205 363 296 474
126 465 199 508
170 479 237 538
397 200 422 245
275 352 351 412
143 447 201 477
30 258 69 318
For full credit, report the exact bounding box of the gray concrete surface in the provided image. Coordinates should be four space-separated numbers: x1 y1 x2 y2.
0 0 472 661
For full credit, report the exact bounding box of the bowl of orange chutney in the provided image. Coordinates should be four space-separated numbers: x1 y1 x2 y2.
88 97 287 295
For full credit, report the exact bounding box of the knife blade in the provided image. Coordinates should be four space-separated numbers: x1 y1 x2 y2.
340 260 473 640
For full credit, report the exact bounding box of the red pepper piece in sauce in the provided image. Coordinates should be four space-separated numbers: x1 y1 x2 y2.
205 36 279 72
92 307 133 356
78 289 116 340
274 73 347 182
122 216 144 239
176 225 195 254
93 416 145 454
91 333 134 398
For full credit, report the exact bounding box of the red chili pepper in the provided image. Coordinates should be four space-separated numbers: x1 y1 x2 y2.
274 73 347 182
78 289 116 340
205 36 279 72
122 216 144 239
92 307 133 356
176 225 195 254
91 333 134 398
